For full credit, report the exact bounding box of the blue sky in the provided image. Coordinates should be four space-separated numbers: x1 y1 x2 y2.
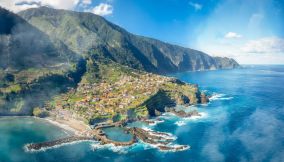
1 0 284 64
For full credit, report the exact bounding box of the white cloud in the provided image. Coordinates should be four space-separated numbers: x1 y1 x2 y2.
189 2 202 10
81 0 91 5
242 37 284 54
224 32 242 39
0 0 80 12
91 3 113 16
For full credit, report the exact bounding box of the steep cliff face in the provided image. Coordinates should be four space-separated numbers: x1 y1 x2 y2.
19 7 239 74
0 7 82 115
0 7 76 70
140 81 207 117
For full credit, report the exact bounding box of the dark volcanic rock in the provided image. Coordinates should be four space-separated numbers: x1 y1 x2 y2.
200 93 209 104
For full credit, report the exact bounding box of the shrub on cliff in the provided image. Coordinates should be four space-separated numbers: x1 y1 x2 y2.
33 107 49 118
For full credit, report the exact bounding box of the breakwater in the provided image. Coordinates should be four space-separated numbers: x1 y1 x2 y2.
26 136 94 151
26 122 189 152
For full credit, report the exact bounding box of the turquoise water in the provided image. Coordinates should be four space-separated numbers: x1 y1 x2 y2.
1 65 284 162
102 127 133 142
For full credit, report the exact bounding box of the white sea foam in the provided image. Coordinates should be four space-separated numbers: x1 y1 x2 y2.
141 126 153 132
175 121 186 126
209 93 233 101
90 142 142 154
138 140 190 153
147 119 165 126
173 112 208 127
209 93 225 100
184 112 208 121
141 127 177 140
219 97 234 100
159 112 177 120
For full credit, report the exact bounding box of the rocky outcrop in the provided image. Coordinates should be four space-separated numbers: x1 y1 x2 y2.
166 109 201 118
200 93 209 104
141 82 209 117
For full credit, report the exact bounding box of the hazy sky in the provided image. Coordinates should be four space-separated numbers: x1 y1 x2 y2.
1 0 284 64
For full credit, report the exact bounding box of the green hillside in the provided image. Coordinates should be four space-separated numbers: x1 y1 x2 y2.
19 7 239 74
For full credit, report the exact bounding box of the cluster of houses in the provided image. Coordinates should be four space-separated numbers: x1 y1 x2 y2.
52 72 172 121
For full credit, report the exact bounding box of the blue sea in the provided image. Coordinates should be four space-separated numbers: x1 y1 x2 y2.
1 65 284 162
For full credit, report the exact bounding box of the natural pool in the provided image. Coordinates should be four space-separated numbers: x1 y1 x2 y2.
102 127 133 142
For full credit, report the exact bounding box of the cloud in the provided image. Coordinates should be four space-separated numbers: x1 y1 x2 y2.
224 32 242 39
232 109 284 161
0 0 80 12
242 37 284 54
91 3 113 16
189 2 202 10
81 0 91 5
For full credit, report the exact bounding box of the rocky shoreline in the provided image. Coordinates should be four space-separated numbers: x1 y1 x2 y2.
26 116 191 152
25 93 208 152
166 109 201 118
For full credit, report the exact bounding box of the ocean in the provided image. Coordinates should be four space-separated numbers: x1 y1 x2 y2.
1 65 284 162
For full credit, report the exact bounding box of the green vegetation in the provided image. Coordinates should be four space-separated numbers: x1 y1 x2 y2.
44 57 204 123
33 107 49 117
0 84 22 93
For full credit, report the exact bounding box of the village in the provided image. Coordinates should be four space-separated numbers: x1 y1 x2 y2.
48 71 174 123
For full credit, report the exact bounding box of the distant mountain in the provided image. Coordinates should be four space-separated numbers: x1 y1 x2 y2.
0 7 76 70
19 7 239 74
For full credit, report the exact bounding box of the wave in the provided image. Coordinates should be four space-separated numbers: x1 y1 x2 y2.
91 142 132 154
209 93 233 101
259 70 284 75
159 113 175 120
138 140 190 153
141 126 177 140
161 111 208 122
175 121 186 126
184 112 208 121
173 112 208 127
147 119 165 126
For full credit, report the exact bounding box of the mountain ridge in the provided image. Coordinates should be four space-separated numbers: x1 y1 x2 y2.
19 6 239 74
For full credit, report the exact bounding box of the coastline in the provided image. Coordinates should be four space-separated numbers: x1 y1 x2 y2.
43 117 91 137
43 118 78 135
11 101 211 153
24 111 199 152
